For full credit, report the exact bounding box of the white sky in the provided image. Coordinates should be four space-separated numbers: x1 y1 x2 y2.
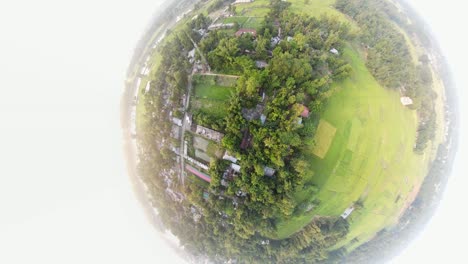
0 0 465 263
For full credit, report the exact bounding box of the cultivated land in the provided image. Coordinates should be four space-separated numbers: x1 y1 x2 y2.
273 45 430 252
310 119 337 159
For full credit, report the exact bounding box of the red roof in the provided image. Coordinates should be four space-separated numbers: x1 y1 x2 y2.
235 28 257 37
186 165 211 183
301 106 310 118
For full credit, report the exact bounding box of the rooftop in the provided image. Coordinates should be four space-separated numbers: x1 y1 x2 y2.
300 105 310 118
235 28 257 37
400 96 413 106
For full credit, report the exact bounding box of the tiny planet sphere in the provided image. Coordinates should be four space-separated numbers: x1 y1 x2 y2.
123 0 458 263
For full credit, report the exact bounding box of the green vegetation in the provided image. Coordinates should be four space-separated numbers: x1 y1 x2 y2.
335 0 436 153
274 46 429 250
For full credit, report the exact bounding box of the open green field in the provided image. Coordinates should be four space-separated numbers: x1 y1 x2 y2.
191 75 235 119
235 0 270 15
272 45 430 252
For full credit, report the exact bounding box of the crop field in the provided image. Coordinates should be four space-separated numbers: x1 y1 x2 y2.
310 119 337 159
273 45 431 251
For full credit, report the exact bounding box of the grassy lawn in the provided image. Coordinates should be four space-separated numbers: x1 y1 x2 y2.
191 75 235 119
195 83 232 101
272 45 431 251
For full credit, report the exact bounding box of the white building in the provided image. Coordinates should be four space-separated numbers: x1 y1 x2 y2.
223 151 238 163
330 48 339 55
231 163 241 173
234 0 254 4
263 166 275 177
172 117 182 127
341 206 354 219
400 96 413 106
145 81 151 93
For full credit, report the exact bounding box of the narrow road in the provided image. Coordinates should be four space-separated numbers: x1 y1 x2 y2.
179 74 193 186
186 33 211 72
198 72 240 78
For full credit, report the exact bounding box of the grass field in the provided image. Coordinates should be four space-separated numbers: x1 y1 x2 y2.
191 75 235 119
272 45 431 251
225 16 264 30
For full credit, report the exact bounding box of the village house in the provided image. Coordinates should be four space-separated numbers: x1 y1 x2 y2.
341 206 355 219
223 151 238 163
235 28 257 37
255 60 268 69
233 0 254 3
172 117 183 127
400 96 413 106
260 114 266 125
188 48 196 64
185 112 192 127
208 23 235 31
242 104 264 121
271 36 281 47
166 188 184 203
145 81 151 93
300 104 310 118
186 164 211 182
330 48 339 55
170 124 180 139
195 125 224 142
263 166 276 177
231 163 241 173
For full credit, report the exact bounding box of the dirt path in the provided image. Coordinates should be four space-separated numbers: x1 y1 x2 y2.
198 72 240 78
